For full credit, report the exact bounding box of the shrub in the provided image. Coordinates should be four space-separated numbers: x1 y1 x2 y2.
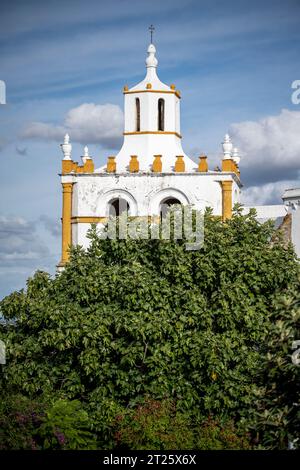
113 398 194 450
112 398 252 450
0 394 45 450
38 399 97 449
0 209 299 449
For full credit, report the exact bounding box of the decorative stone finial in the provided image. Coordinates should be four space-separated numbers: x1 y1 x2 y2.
198 155 208 172
107 156 116 173
81 145 91 164
232 147 240 165
175 155 185 172
60 133 72 160
146 43 158 69
129 155 139 173
222 134 233 159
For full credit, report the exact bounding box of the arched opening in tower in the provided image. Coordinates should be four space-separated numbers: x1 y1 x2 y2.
158 98 165 131
136 98 140 132
108 198 130 217
160 197 181 219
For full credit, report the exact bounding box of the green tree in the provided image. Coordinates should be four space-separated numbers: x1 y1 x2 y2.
0 208 299 448
252 284 300 449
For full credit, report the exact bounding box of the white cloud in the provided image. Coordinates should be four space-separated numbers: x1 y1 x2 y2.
22 103 124 149
0 215 60 298
39 215 60 237
241 180 300 206
23 122 66 142
0 216 49 265
230 109 300 171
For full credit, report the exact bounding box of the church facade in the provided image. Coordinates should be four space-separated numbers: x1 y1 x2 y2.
57 43 300 268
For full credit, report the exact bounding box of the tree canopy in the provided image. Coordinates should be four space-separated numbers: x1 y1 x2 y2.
0 208 299 449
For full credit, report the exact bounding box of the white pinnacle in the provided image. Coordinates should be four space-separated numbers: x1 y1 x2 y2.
82 145 91 164
60 133 72 160
232 147 240 165
146 43 158 69
222 134 233 159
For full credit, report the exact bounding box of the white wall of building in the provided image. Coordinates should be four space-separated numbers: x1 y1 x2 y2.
283 188 300 257
242 205 287 219
73 173 239 217
71 173 240 247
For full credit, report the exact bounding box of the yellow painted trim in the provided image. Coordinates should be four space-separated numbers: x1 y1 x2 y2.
124 131 182 139
60 182 73 265
71 217 108 224
82 159 94 173
62 158 94 174
107 156 116 173
72 215 162 224
221 180 233 221
152 155 162 173
129 155 139 173
175 155 185 172
124 89 181 98
222 158 239 175
198 155 208 172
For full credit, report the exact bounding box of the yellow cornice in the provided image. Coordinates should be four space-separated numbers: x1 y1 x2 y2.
124 89 181 99
123 131 182 139
72 216 160 224
71 217 108 224
62 158 94 175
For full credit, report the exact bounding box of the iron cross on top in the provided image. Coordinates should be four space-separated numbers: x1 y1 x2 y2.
149 24 155 43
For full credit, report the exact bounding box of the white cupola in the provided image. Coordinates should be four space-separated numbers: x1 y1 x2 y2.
99 43 197 173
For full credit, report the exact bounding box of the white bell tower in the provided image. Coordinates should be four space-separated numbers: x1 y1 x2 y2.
109 42 196 172
58 31 243 268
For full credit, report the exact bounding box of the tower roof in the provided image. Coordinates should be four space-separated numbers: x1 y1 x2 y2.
129 43 170 92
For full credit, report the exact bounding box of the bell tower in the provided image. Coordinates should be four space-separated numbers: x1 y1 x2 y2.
112 42 196 172
57 33 243 268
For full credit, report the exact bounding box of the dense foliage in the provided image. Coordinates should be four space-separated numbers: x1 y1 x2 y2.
113 398 251 450
0 208 299 449
253 290 300 448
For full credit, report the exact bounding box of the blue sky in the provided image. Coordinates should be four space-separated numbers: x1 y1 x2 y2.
0 0 300 298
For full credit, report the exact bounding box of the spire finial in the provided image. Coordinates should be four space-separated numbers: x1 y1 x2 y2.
146 43 158 69
222 133 233 160
60 133 72 160
81 145 91 164
149 24 155 44
232 147 241 165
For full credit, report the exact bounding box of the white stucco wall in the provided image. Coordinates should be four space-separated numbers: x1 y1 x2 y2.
72 173 239 216
68 172 240 248
283 188 300 257
242 205 287 219
291 207 300 257
105 134 195 173
124 91 180 135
